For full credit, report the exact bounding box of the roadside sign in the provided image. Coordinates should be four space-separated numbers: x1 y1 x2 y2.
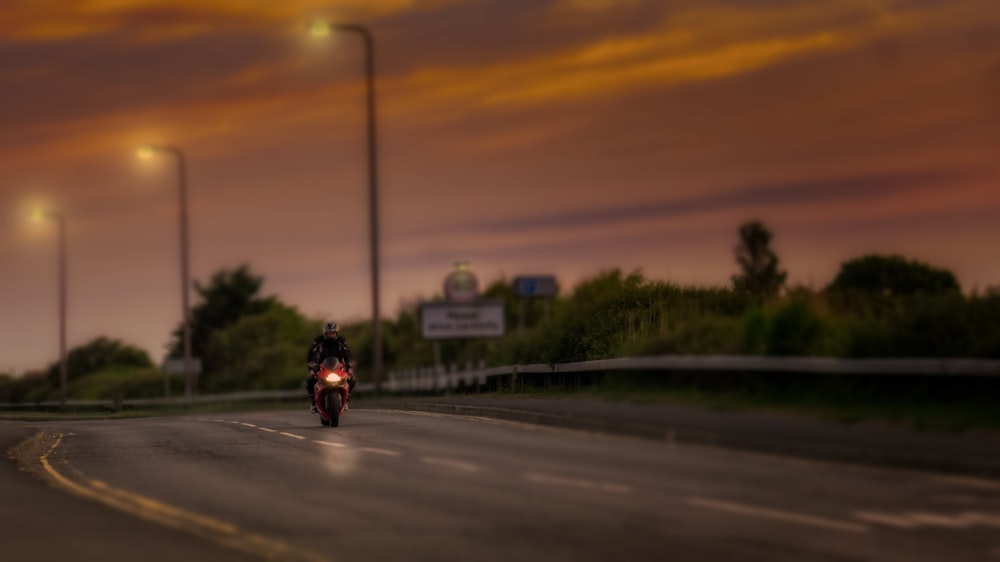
420 299 505 339
512 275 558 298
444 261 479 302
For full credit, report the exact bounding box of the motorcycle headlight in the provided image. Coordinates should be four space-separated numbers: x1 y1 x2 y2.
325 373 342 384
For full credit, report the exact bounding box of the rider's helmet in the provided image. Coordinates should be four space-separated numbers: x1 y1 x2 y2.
324 322 339 337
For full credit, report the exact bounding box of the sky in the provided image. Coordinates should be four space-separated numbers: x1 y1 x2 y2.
1 0 998 375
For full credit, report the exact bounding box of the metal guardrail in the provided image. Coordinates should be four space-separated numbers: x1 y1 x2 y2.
3 355 999 410
386 355 1000 393
0 383 376 411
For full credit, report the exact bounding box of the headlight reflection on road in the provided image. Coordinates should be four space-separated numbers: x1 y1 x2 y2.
316 441 360 476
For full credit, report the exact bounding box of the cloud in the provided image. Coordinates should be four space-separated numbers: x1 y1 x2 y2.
454 169 965 233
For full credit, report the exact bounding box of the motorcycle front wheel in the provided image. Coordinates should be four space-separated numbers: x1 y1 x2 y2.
324 392 342 428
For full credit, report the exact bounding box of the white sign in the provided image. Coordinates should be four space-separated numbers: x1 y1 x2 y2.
161 358 202 375
420 300 505 339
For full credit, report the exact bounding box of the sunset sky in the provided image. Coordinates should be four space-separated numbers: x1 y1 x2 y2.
1 0 998 374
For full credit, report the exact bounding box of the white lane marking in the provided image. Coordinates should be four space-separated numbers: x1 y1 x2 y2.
856 510 1000 530
421 456 480 473
961 512 1000 528
258 428 278 433
212 419 227 423
522 472 632 494
687 497 869 534
358 447 401 457
314 440 346 448
229 421 241 424
854 511 920 529
240 423 257 428
279 432 306 440
904 512 971 529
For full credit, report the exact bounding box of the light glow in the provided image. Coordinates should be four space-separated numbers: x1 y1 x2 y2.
308 20 331 38
136 145 155 159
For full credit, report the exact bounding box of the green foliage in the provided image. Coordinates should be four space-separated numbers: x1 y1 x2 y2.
168 265 275 375
731 221 787 299
203 302 318 392
0 372 52 403
45 336 152 387
828 254 960 296
68 367 168 400
766 300 824 355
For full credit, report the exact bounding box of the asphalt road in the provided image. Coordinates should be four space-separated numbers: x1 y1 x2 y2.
4 408 1000 561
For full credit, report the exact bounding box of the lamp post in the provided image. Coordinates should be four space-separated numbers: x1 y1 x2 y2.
309 21 383 393
32 209 68 411
138 144 194 401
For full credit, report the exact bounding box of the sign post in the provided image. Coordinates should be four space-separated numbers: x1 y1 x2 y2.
511 275 558 338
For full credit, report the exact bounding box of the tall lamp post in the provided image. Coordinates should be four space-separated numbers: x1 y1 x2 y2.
32 209 68 411
309 20 383 393
138 144 194 401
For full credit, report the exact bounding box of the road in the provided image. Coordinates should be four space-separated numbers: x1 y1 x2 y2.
4 408 1000 561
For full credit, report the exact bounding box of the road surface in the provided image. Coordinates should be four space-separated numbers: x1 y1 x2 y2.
4 408 1000 561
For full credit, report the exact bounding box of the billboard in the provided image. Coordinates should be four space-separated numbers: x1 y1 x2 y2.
420 299 505 339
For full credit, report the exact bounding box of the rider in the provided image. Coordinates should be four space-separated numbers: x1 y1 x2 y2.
306 322 355 413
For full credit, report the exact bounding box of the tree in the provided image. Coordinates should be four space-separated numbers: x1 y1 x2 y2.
827 254 960 296
203 302 317 391
731 221 787 299
45 337 152 387
167 265 275 375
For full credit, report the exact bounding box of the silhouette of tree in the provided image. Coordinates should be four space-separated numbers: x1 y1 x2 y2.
827 254 960 296
167 264 275 375
45 336 152 386
731 221 787 299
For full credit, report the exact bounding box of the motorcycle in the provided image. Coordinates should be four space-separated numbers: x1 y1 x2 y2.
314 357 351 427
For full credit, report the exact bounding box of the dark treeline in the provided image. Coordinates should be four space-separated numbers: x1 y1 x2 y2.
2 222 997 402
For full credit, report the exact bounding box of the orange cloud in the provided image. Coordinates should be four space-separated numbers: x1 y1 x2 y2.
0 0 469 42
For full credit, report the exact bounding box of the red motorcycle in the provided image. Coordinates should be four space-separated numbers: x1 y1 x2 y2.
314 357 351 427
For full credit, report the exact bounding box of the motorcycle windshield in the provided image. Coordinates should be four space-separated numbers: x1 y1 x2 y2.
321 357 341 371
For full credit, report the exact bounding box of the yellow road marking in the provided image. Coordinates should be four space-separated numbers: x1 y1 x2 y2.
38 432 328 562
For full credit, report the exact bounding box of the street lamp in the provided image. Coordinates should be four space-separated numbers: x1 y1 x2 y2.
309 20 383 393
137 144 194 401
32 208 68 411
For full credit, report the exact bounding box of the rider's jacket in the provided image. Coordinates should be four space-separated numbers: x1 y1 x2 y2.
307 335 353 369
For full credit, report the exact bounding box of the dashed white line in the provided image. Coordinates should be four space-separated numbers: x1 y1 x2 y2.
358 447 401 457
229 421 241 424
687 497 869 534
903 512 971 529
240 423 257 428
258 428 278 433
961 512 1000 528
522 472 632 494
854 511 920 529
313 440 346 448
279 432 306 440
855 510 1000 530
212 419 227 423
421 456 480 473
